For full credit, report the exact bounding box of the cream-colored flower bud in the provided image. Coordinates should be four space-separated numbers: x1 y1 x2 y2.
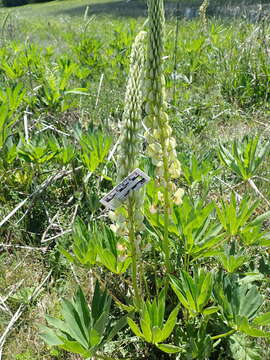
112 31 147 235
173 188 185 206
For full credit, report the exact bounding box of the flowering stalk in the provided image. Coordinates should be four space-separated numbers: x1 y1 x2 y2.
112 31 146 307
144 0 183 275
199 0 209 30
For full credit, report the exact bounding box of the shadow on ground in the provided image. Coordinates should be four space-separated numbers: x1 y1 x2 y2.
55 0 270 19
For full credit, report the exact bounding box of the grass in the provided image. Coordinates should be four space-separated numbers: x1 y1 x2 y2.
0 0 270 359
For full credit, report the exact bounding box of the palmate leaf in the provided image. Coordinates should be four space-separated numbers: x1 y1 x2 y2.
73 287 92 336
0 104 16 149
92 281 111 324
79 131 112 172
213 272 263 327
40 284 115 358
197 272 213 310
156 305 180 343
127 289 179 346
58 337 92 358
60 219 98 268
219 136 270 180
216 194 259 237
217 254 248 273
170 274 194 312
96 225 131 274
229 333 261 360
173 197 224 260
236 316 270 337
45 315 68 335
61 298 89 348
170 270 213 316
39 324 63 346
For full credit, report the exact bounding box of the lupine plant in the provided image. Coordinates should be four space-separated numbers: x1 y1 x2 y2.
39 1 270 359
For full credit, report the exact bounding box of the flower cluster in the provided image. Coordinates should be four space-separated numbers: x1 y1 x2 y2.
117 31 146 181
111 31 146 235
144 0 182 206
199 0 209 29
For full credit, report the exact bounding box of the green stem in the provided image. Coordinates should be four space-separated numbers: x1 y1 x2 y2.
211 329 236 340
127 196 141 308
160 135 172 292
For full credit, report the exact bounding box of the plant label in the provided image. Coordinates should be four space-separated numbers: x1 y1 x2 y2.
100 168 150 210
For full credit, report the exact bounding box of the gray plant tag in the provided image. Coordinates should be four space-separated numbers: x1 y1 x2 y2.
100 168 150 210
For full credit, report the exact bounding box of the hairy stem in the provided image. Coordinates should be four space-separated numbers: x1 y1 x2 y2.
211 329 236 340
127 195 141 307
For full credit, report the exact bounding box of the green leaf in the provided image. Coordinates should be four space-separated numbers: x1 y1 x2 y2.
58 338 91 357
106 315 128 342
61 299 88 348
45 316 67 334
229 334 261 360
156 343 183 354
152 326 163 344
170 276 190 311
157 305 179 343
197 272 212 311
202 306 219 315
39 324 63 346
140 318 152 342
59 247 76 264
253 312 270 326
74 287 92 334
237 316 270 337
89 328 101 347
127 318 144 339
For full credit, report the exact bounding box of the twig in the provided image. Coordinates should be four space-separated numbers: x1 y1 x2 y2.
0 298 12 317
41 210 60 243
0 270 52 358
70 264 80 285
95 73 104 108
41 204 77 244
71 203 79 224
0 166 82 228
0 243 47 252
248 178 270 207
0 303 24 359
254 176 270 183
37 121 71 137
1 12 10 42
84 5 89 20
1 279 24 304
23 107 30 143
30 270 52 300
40 229 72 243
214 176 243 201
0 198 28 228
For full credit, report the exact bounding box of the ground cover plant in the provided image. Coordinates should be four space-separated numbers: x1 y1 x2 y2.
0 0 270 359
